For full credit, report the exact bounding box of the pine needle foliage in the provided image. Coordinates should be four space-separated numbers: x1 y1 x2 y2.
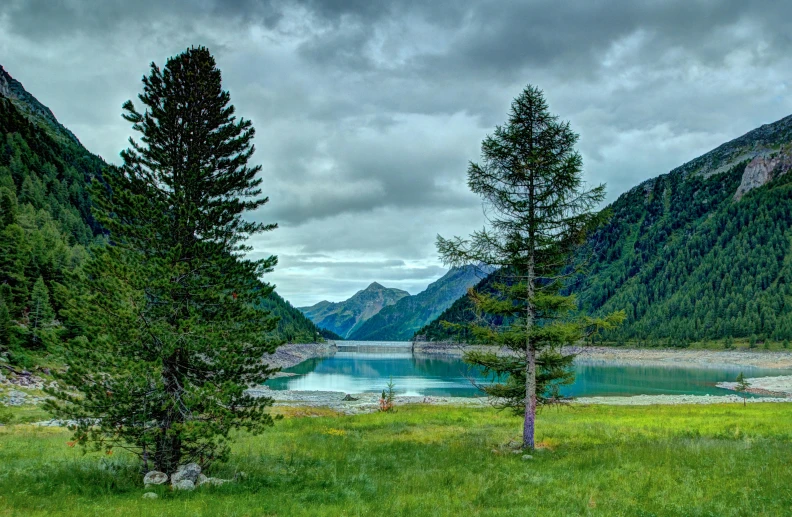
437 85 624 449
46 47 281 472
735 372 751 406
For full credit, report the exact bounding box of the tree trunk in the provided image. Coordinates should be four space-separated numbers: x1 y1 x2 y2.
523 256 536 450
158 351 185 472
524 341 537 449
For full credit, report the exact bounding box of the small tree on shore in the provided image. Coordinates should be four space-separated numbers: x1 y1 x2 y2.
46 47 281 472
437 85 623 449
735 372 750 406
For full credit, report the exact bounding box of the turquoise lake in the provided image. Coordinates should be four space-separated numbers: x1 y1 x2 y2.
266 342 790 398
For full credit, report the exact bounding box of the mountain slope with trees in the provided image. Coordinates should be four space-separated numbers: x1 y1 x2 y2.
418 113 792 346
299 282 410 339
0 64 330 366
347 266 489 341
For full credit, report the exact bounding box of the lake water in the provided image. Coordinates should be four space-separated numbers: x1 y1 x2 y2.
266 341 789 398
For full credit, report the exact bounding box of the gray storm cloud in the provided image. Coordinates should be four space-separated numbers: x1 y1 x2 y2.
2 0 791 306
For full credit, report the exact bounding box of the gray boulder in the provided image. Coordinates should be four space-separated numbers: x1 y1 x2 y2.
143 471 168 486
171 463 201 485
172 479 195 491
142 492 158 499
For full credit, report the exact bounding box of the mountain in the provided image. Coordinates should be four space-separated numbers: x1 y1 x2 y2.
0 66 80 145
418 113 792 345
258 292 342 342
348 266 490 341
299 282 410 338
0 65 329 363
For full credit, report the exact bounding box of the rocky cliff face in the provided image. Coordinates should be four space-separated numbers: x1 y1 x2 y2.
733 149 792 200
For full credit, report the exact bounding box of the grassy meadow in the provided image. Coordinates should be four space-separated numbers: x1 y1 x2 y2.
1 403 791 516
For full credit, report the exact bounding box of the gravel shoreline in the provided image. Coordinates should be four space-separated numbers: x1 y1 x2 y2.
265 342 338 372
249 343 792 412
412 342 792 369
718 375 792 396
246 386 792 414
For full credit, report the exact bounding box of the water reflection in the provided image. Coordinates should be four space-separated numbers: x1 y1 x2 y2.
266 345 789 398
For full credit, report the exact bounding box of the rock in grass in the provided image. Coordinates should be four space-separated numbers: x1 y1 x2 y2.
171 463 201 485
142 492 158 499
195 473 209 486
522 454 533 460
143 471 168 486
173 479 196 491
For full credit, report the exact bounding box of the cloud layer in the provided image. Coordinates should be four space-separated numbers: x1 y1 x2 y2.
2 0 791 305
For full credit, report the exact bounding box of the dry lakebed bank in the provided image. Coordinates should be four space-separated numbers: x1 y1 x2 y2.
245 342 792 414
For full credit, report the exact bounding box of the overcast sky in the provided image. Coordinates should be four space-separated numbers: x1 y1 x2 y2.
2 0 791 306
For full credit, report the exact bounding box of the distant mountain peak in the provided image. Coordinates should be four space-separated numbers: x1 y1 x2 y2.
299 282 410 338
347 266 489 341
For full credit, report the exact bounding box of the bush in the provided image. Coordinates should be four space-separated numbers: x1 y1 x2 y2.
0 404 12 425
379 377 396 413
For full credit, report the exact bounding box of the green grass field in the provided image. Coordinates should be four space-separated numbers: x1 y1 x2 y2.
1 403 791 516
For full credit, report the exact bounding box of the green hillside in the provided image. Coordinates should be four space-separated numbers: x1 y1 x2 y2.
299 282 410 339
348 266 488 341
418 114 792 345
0 66 330 365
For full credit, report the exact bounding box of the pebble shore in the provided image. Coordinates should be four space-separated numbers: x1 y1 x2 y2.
412 342 792 369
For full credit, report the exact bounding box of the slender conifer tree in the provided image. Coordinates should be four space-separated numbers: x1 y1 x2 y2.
438 85 623 449
47 47 280 472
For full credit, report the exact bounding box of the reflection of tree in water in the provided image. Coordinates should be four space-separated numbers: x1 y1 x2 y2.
272 353 787 398
279 352 488 384
564 362 784 397
411 354 485 380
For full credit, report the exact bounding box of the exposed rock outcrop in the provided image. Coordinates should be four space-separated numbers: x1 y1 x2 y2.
734 150 792 200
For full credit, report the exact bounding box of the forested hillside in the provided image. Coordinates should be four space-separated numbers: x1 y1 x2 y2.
348 266 488 341
0 92 103 363
0 67 331 364
418 114 792 345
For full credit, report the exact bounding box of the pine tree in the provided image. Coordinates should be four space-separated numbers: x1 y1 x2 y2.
0 187 17 227
0 224 29 312
437 85 624 449
0 293 10 347
735 372 750 406
27 276 55 348
47 47 281 472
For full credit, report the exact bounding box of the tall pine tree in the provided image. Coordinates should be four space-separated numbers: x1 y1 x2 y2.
47 47 281 472
27 276 55 348
437 85 623 449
